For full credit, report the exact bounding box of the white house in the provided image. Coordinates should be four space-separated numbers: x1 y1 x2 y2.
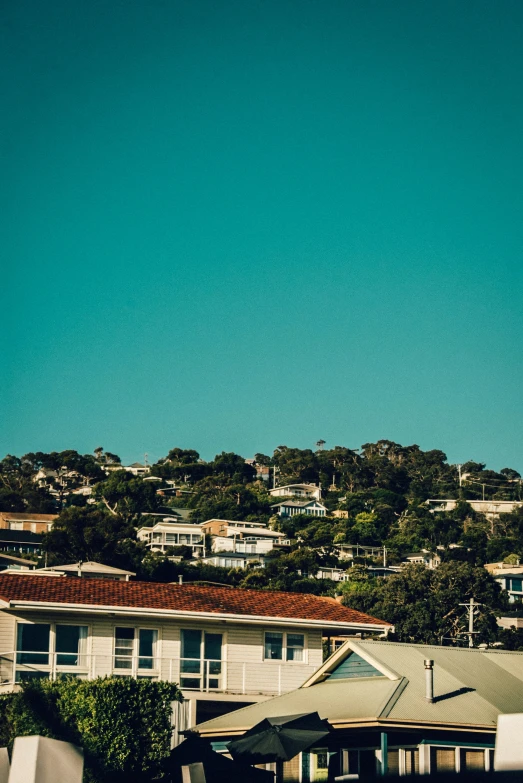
137 522 205 557
212 536 289 555
426 499 523 518
269 484 322 501
200 519 268 536
0 573 391 729
403 550 441 569
195 552 268 569
271 500 328 518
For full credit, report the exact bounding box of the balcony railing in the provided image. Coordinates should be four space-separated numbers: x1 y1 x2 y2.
0 651 317 696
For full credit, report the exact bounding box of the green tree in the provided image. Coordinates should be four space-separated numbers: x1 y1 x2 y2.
42 507 143 568
347 562 507 645
93 471 160 524
0 677 181 783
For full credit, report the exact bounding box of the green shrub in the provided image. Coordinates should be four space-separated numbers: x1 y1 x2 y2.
0 677 182 783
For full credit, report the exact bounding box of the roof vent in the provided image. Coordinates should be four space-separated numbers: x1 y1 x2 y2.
424 659 434 703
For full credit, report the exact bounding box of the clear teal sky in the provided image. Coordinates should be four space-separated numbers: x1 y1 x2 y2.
2 0 523 471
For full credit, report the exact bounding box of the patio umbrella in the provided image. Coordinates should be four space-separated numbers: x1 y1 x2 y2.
228 712 331 764
169 732 274 783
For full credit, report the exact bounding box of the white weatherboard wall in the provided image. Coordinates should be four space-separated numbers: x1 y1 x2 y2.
8 736 83 783
494 713 523 771
0 609 323 694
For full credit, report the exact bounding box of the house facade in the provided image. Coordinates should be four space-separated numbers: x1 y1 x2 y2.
0 530 43 556
271 500 328 518
0 513 57 535
195 552 267 569
269 484 322 501
200 519 268 536
137 522 205 557
426 499 523 518
0 574 391 728
196 639 523 781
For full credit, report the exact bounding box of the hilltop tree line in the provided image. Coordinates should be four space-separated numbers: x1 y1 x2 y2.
1 441 522 647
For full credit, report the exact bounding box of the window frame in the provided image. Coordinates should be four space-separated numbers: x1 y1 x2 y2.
112 625 160 676
179 628 226 691
15 620 91 682
263 630 307 663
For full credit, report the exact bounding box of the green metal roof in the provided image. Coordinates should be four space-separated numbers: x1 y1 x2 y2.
195 640 523 736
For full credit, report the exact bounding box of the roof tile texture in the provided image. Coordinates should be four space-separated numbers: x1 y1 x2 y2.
0 574 389 626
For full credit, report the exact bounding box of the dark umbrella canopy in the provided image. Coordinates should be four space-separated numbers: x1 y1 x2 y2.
228 712 331 764
169 733 274 783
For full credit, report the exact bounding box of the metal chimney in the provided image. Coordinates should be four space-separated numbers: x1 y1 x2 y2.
424 659 434 703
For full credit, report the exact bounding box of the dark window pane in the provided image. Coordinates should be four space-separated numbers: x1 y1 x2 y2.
264 632 283 660
180 677 201 689
16 624 50 665
138 629 157 669
182 630 201 659
56 625 87 666
204 633 222 661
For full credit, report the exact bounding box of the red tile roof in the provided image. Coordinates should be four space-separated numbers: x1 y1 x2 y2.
0 574 390 628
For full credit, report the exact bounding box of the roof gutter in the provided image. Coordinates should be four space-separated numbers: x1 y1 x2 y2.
4 600 391 633
197 717 498 738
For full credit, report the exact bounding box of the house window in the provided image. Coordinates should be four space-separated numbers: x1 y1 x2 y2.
55 625 88 666
15 622 89 681
115 627 134 669
264 632 306 662
264 632 283 660
287 634 305 662
430 747 456 773
16 623 50 665
180 630 223 690
165 534 178 545
114 627 158 672
511 578 522 592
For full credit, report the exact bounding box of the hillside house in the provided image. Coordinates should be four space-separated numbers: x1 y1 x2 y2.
211 535 288 556
403 550 441 569
137 522 205 557
0 574 391 728
200 519 268 536
426 499 523 519
271 500 328 518
0 530 42 556
0 513 57 534
195 552 267 569
196 639 523 780
269 484 322 501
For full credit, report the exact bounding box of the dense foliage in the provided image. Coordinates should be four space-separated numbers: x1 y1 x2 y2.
0 677 181 783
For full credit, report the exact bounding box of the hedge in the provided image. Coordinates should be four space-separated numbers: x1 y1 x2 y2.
0 677 182 783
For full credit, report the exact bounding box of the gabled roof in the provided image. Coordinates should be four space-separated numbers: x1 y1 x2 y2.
36 561 136 576
0 574 390 632
195 639 523 736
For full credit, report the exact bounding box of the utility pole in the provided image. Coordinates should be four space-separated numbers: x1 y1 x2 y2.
272 466 278 489
144 453 149 467
383 546 387 568
459 597 482 648
457 464 462 487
